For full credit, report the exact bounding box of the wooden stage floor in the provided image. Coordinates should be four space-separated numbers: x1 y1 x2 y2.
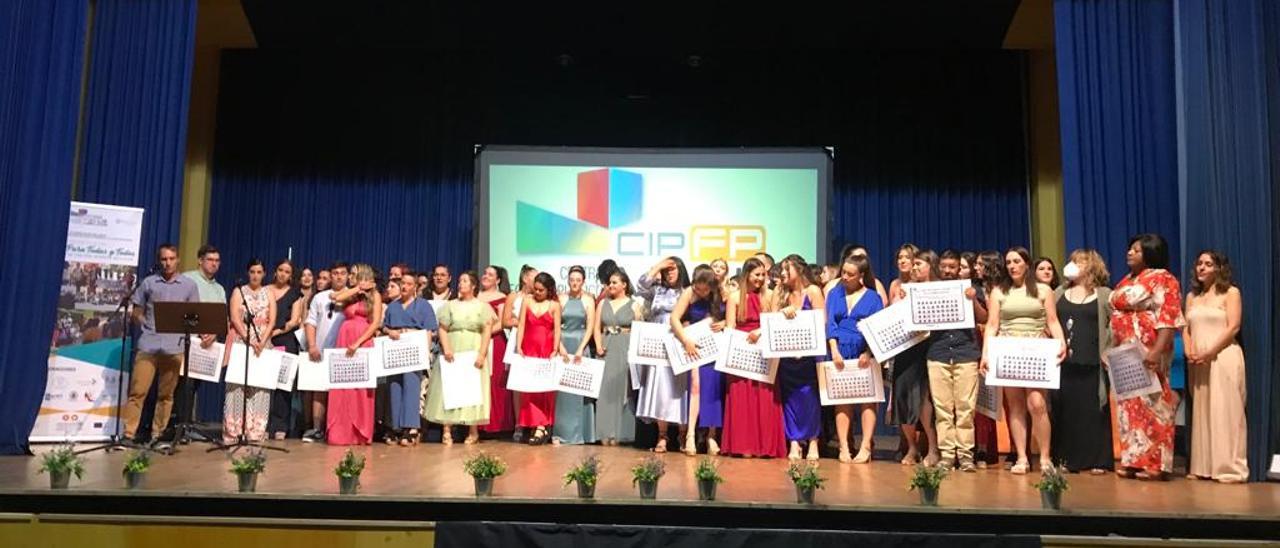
3 440 1278 540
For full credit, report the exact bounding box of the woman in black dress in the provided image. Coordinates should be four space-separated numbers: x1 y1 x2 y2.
267 259 305 440
1050 249 1115 473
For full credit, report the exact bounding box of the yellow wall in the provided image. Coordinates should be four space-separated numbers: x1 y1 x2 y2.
1005 0 1066 261
178 0 255 265
0 515 433 548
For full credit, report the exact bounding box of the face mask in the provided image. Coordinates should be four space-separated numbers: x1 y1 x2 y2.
1063 262 1081 282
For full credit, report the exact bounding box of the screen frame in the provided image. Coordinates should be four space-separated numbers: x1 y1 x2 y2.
475 145 832 269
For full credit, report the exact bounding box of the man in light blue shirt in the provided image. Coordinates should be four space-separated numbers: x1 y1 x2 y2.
125 244 199 442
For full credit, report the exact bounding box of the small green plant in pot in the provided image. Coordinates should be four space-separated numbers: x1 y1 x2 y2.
121 449 152 490
563 455 602 499
333 449 365 495
229 450 267 493
787 462 825 504
908 464 948 506
693 457 724 501
631 455 666 500
1033 464 1069 510
39 443 84 490
463 452 507 497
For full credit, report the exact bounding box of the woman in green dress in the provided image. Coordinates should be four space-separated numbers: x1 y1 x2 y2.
424 271 494 444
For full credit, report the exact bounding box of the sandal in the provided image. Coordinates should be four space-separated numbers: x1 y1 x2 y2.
706 438 720 456
399 429 419 447
463 434 479 445
1115 469 1136 479
788 443 802 462
1010 461 1030 475
853 447 872 464
528 427 549 446
1135 471 1166 481
653 438 668 453
838 449 853 463
441 429 453 446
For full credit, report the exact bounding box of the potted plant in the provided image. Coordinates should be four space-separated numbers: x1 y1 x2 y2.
563 455 602 499
1034 464 1069 510
694 457 723 501
229 450 267 493
121 449 151 490
333 449 365 495
463 452 507 497
630 455 666 500
908 464 947 506
787 462 825 504
39 444 84 490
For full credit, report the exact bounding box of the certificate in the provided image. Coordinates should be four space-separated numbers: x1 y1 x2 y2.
184 335 223 383
373 330 431 377
664 320 726 375
555 356 606 399
627 321 671 367
296 353 329 391
276 352 299 391
714 330 779 384
226 344 284 390
816 360 884 405
759 310 827 359
984 336 1061 389
976 375 1002 420
857 300 929 362
1106 342 1162 400
323 348 377 389
506 356 559 393
503 328 519 365
440 351 483 410
904 280 976 331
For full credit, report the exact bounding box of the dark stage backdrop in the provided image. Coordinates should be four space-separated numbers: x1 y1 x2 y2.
207 49 1030 287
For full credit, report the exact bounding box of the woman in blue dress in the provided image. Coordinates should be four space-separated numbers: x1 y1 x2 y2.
775 255 827 462
670 265 727 455
826 255 885 463
381 272 437 446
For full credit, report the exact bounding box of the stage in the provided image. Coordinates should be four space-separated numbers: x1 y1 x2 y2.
2 441 1278 542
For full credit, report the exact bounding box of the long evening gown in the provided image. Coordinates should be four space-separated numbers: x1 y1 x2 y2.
720 292 786 458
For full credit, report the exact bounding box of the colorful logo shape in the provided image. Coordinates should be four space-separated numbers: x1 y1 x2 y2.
516 168 642 255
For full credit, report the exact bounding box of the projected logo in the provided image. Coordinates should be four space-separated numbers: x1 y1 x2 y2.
516 168 766 260
516 168 641 254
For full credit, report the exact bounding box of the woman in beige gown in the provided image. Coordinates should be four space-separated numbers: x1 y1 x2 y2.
1183 250 1248 483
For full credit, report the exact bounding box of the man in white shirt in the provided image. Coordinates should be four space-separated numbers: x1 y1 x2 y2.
301 262 349 442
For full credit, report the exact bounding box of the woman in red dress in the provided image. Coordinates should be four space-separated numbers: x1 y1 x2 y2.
515 272 562 445
327 263 383 445
1111 234 1184 480
721 258 786 458
478 265 514 434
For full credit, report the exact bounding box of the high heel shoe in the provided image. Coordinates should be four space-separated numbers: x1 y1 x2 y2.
441 430 454 446
528 427 549 446
706 438 720 456
653 438 668 453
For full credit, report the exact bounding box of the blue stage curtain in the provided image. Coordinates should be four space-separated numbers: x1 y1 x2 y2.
75 0 197 436
1175 0 1279 482
77 0 197 266
828 52 1031 271
0 0 87 454
1055 0 1181 280
207 51 476 283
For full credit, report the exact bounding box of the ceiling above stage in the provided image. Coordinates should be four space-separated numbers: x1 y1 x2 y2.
238 0 1023 51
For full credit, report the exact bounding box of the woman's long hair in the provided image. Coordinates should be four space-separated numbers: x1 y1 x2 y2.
736 257 768 322
691 265 725 321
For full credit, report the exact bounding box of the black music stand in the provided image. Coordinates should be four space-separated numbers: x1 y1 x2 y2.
155 301 227 455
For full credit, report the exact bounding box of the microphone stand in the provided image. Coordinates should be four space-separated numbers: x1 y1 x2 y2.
215 282 287 454
76 274 144 455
